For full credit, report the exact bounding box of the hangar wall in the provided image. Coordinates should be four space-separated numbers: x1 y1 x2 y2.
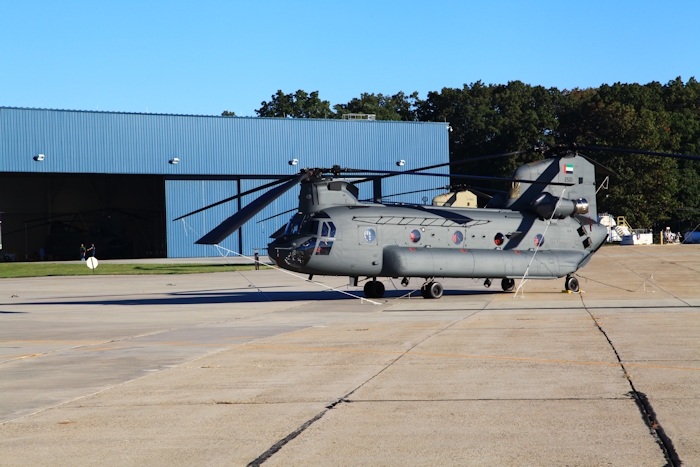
0 107 450 259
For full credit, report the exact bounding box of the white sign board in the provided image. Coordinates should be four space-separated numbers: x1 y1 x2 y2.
86 257 99 270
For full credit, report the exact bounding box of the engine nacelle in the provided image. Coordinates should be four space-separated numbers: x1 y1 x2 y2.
531 193 589 219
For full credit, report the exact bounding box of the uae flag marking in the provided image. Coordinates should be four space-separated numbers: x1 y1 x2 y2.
564 163 574 174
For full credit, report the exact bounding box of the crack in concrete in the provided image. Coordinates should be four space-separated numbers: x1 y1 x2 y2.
246 301 492 466
346 397 630 402
581 297 682 467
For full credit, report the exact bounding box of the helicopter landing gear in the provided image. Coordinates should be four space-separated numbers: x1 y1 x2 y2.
501 278 515 292
420 281 443 299
484 278 492 288
565 275 580 293
364 279 385 298
400 277 410 287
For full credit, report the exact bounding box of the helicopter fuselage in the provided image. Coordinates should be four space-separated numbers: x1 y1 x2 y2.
268 203 608 281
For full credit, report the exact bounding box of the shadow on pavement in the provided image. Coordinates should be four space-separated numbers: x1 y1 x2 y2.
12 288 504 306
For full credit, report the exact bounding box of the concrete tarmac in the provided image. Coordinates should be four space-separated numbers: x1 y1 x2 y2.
1 245 699 466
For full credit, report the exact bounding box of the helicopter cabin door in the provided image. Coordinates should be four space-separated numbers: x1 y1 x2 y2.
357 225 381 275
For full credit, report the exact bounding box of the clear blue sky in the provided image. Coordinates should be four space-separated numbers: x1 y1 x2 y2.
1 0 698 117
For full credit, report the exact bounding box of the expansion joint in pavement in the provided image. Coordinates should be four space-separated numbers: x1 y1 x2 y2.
246 308 486 466
581 299 682 467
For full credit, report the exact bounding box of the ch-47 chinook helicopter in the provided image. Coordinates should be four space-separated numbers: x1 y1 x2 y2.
174 144 700 299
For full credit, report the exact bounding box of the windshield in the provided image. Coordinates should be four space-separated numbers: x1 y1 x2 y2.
284 214 304 235
284 215 320 236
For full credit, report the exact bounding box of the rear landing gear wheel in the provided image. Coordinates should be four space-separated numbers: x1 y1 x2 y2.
565 275 579 293
484 278 492 288
364 280 385 298
501 278 515 292
421 281 443 299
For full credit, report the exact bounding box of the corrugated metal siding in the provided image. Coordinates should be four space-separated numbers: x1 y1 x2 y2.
239 179 300 256
237 177 450 257
165 180 241 258
1 107 448 175
2 107 449 258
167 176 452 258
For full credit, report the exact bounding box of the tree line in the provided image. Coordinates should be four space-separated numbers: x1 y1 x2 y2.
223 78 700 229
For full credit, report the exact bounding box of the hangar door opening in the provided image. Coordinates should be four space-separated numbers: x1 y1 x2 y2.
0 173 166 261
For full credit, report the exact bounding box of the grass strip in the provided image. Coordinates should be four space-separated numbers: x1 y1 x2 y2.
0 263 255 278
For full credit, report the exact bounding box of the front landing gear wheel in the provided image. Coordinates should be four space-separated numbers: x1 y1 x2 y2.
565 276 579 293
364 280 385 298
421 281 443 299
501 278 515 292
484 278 492 288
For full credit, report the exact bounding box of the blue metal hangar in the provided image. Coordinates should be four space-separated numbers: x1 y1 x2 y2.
0 107 449 260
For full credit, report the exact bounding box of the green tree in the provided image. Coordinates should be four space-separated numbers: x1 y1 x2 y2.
221 110 236 116
417 81 559 177
256 90 334 118
557 83 679 227
334 91 419 121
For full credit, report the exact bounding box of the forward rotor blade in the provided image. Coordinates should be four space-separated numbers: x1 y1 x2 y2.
256 207 298 224
172 176 296 222
196 172 310 245
346 169 574 187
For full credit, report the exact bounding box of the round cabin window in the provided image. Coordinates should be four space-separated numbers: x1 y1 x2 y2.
494 233 505 246
534 234 545 247
410 229 421 243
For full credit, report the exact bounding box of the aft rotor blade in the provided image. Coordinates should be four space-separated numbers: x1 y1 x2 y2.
415 150 529 172
449 185 508 199
578 146 700 162
172 176 296 222
351 150 529 185
346 169 574 187
196 172 310 245
577 153 618 177
372 186 446 201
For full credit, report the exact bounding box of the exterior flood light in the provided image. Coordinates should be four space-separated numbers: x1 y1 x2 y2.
396 160 405 167
289 159 298 166
169 158 179 164
34 154 45 161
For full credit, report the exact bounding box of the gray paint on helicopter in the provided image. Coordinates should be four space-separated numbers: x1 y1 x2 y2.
182 145 700 298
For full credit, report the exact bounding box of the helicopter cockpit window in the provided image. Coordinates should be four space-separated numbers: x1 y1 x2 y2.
321 221 336 238
284 214 304 235
297 237 317 251
301 220 320 236
316 222 336 255
284 215 321 236
316 239 333 255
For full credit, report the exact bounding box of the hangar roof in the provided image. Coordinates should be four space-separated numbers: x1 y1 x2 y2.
0 107 449 176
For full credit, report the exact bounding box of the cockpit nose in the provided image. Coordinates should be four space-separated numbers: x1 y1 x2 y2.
268 235 316 269
268 211 337 269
